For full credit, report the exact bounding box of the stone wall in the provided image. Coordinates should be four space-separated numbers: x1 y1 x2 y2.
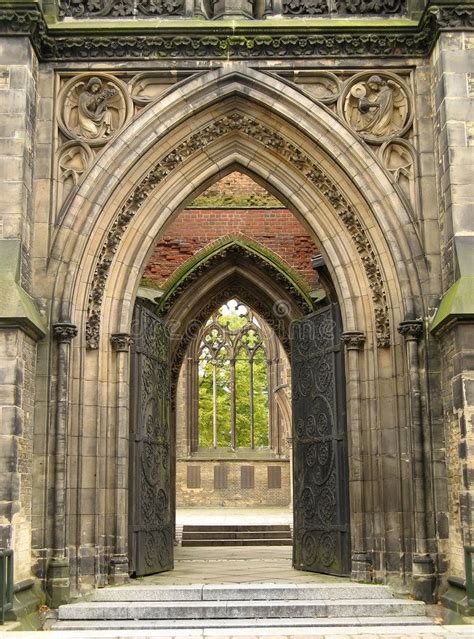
0 37 40 584
431 32 474 584
176 459 291 508
0 329 36 582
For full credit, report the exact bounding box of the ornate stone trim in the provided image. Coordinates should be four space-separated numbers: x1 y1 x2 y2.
85 112 390 349
53 322 78 343
1 5 473 61
341 331 366 351
158 240 313 316
398 319 423 341
58 0 185 19
110 333 132 351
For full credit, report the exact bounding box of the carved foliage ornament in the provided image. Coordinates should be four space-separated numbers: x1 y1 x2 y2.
86 112 390 350
2 6 474 60
58 0 185 18
58 74 133 147
339 72 413 145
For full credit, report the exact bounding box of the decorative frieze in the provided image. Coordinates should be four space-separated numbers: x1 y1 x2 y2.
1 5 473 60
58 0 185 19
85 112 391 350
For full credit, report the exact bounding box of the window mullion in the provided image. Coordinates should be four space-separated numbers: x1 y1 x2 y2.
212 361 217 449
250 356 254 449
230 356 236 450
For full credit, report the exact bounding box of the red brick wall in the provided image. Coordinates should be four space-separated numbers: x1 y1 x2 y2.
143 208 319 287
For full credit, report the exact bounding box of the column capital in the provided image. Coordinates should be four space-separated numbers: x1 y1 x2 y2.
110 333 132 352
341 331 366 351
398 320 423 341
52 323 78 343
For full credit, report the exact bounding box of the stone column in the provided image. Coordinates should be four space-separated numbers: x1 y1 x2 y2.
341 331 371 581
398 320 436 602
109 333 132 584
47 323 77 608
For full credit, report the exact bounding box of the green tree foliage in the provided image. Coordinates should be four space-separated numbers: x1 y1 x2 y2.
198 301 269 449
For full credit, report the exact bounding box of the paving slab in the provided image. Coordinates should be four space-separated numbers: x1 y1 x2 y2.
3 624 474 638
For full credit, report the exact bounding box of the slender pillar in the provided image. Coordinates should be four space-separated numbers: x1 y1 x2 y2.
341 331 372 582
47 323 78 607
109 333 132 584
230 357 237 450
398 320 436 602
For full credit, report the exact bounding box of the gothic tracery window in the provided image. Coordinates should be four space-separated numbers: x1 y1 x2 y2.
197 299 270 450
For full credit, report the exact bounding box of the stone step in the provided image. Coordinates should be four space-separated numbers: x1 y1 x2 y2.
53 616 434 631
92 583 392 602
182 530 292 540
182 537 293 546
58 598 426 621
181 524 291 532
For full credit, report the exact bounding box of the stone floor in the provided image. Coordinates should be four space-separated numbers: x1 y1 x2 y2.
137 546 344 586
3 626 474 638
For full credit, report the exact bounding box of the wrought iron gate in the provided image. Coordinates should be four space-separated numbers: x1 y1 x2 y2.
129 300 173 576
291 304 350 576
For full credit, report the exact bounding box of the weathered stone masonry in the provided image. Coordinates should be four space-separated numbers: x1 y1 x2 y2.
0 0 472 618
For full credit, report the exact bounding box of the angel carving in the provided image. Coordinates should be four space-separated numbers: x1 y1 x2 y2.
77 77 117 139
60 75 127 144
343 75 409 141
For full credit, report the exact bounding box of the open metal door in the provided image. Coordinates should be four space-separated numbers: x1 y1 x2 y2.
291 304 350 576
129 300 173 576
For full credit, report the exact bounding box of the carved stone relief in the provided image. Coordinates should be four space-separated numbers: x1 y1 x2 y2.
58 74 133 146
57 140 94 205
339 72 413 144
380 138 416 206
85 112 391 350
59 0 185 19
292 72 342 106
283 0 329 15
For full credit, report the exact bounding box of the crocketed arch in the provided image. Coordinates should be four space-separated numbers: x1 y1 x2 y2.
48 65 429 353
157 234 314 317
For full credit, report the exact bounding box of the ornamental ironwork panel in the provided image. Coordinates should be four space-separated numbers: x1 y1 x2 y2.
129 301 173 576
291 304 350 576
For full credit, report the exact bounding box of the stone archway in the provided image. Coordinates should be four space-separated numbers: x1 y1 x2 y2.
129 238 351 578
44 65 434 602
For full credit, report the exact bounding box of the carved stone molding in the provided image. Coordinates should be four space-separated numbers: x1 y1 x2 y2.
1 5 473 60
398 319 423 341
336 0 405 14
58 0 185 19
341 331 366 351
53 323 78 343
339 71 413 145
110 333 132 351
58 74 133 147
158 241 313 316
283 0 329 15
85 112 390 350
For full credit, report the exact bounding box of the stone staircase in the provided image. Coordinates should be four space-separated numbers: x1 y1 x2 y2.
53 582 433 631
181 523 293 546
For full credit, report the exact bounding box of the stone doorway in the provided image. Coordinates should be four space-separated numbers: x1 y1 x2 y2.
127 178 351 579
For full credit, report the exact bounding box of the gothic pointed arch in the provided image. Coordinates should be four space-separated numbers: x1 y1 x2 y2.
157 234 315 317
